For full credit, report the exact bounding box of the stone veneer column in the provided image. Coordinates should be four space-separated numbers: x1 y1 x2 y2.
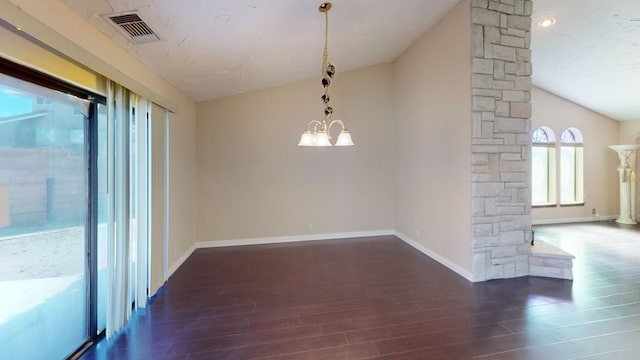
470 0 533 281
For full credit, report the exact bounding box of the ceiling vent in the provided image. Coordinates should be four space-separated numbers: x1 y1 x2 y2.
104 12 162 44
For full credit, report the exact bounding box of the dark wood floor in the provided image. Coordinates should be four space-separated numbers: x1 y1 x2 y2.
81 222 640 359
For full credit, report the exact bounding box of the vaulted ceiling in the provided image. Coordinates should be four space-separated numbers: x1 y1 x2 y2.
61 0 461 102
532 0 640 122
62 0 640 122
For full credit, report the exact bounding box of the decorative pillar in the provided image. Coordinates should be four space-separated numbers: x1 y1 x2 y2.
635 133 640 223
609 145 640 225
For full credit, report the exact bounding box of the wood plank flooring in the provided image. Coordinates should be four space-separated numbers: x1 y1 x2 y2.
81 222 640 359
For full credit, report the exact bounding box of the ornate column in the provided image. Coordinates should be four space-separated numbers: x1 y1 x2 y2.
609 145 640 225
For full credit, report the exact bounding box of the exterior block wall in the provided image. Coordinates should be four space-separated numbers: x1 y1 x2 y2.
0 149 88 230
470 0 533 281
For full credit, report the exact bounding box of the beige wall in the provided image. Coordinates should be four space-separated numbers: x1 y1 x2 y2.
0 0 198 281
393 0 472 276
618 121 640 145
197 64 395 241
167 110 198 265
531 87 619 221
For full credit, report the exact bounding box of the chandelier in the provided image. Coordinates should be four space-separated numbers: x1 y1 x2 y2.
298 2 354 147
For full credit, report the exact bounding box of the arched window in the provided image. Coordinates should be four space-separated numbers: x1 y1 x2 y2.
532 127 551 143
531 126 557 205
560 128 584 204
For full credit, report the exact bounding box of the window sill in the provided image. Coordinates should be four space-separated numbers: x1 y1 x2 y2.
560 202 585 207
532 203 557 208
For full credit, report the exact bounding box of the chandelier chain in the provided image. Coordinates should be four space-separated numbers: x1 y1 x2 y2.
322 9 333 120
323 10 329 76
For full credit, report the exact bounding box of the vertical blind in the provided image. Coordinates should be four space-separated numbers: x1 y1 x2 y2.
150 103 168 296
105 81 168 339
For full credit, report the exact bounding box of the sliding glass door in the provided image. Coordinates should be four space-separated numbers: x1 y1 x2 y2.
0 68 103 358
0 58 159 357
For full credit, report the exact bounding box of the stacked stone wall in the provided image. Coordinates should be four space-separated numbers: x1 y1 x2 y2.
470 0 533 281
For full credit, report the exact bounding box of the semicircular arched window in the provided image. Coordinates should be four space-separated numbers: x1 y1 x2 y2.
531 126 557 205
532 127 552 143
560 128 584 205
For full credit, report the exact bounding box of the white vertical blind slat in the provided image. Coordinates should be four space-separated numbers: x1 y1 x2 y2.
149 103 168 295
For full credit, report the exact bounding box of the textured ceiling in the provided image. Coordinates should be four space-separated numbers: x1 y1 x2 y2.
61 0 460 102
532 0 640 121
61 0 640 121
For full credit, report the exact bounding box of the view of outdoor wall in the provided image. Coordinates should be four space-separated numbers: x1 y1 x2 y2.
0 72 98 359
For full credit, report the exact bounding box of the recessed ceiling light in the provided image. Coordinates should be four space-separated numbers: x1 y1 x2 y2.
538 16 556 28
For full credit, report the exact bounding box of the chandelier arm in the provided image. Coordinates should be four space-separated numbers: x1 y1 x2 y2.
306 119 325 133
326 119 345 140
328 119 345 131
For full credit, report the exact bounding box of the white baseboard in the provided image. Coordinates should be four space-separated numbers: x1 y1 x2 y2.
167 218 624 283
393 231 473 282
532 215 617 225
195 229 395 249
168 229 394 278
168 243 198 277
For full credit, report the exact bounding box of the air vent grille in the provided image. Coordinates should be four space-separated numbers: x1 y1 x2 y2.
105 12 162 44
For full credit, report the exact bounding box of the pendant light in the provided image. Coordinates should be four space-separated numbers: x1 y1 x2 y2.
298 2 354 147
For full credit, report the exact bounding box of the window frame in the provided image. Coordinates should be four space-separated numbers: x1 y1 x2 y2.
531 127 557 207
559 128 584 206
